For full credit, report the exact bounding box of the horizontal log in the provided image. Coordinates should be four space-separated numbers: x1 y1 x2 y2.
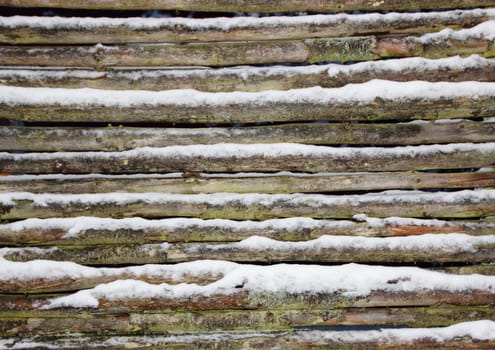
2 121 495 151
0 30 494 67
2 270 493 312
0 171 494 195
2 56 495 92
2 143 495 174
2 323 495 350
2 233 494 265
2 216 493 247
0 259 235 294
0 307 493 337
0 190 494 220
1 10 493 44
3 258 494 295
2 264 494 295
1 290 493 316
0 0 493 12
2 81 495 124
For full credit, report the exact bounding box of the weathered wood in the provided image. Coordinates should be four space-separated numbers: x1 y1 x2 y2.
1 331 494 350
2 144 495 174
0 0 493 12
2 237 494 265
0 34 493 68
2 57 495 91
2 217 493 247
0 306 493 337
2 289 493 313
1 10 492 44
2 122 495 151
3 88 495 125
0 171 494 195
1 171 495 195
1 190 494 220
441 264 495 275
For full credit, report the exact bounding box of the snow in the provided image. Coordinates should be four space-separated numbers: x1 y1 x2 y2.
42 263 495 308
1 8 493 30
294 320 495 343
327 55 495 76
419 20 495 43
0 189 494 207
352 214 453 227
1 80 495 107
198 233 495 253
2 142 495 162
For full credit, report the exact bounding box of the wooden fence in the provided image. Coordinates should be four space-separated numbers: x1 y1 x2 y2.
0 1 494 349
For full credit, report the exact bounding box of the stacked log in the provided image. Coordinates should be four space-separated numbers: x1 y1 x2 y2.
0 1 494 348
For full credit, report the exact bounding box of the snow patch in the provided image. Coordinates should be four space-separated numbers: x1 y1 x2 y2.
327 55 495 76
0 189 494 207
419 20 495 43
43 263 495 309
1 80 495 107
200 233 495 253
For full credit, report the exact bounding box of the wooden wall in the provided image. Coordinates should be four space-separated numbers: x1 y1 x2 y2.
0 1 494 349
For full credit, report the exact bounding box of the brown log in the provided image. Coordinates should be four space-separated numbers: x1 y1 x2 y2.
1 190 494 220
0 0 493 12
0 171 494 195
0 266 225 294
2 289 493 313
2 237 494 265
1 10 492 44
1 144 495 174
2 122 495 151
1 216 493 247
0 34 493 68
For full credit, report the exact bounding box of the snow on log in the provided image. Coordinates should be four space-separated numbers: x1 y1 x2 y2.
1 264 494 312
1 9 493 44
0 259 236 293
1 233 494 265
2 216 493 247
1 56 494 92
1 143 495 174
2 80 495 123
0 190 494 220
